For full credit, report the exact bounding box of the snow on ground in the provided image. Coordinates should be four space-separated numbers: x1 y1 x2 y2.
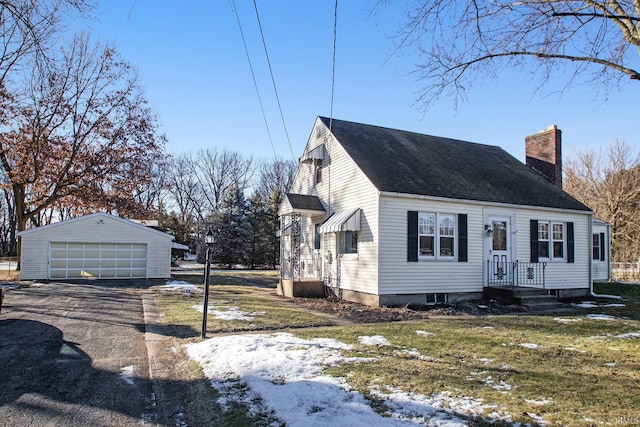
156 280 202 294
554 317 581 324
585 314 618 320
358 335 391 346
523 397 553 406
191 304 265 321
482 376 514 392
186 332 518 426
589 332 640 340
519 343 541 349
415 330 436 336
572 301 626 309
572 301 599 308
119 365 136 385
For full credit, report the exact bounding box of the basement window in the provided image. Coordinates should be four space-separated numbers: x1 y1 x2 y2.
426 293 447 305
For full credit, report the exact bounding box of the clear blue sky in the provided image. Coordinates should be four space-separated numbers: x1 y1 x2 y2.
85 1 638 163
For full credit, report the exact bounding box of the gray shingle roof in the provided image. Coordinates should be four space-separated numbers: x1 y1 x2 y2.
285 193 326 212
319 117 590 211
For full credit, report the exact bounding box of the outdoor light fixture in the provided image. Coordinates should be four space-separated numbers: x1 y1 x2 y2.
205 229 215 246
485 224 493 237
201 228 214 339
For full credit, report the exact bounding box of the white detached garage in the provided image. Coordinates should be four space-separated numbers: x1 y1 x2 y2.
18 213 173 280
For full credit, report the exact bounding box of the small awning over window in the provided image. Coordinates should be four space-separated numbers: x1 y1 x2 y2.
301 144 324 163
319 209 361 233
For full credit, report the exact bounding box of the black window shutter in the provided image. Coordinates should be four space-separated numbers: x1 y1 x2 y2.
407 211 418 262
458 214 468 262
600 233 606 261
530 220 539 262
567 222 575 263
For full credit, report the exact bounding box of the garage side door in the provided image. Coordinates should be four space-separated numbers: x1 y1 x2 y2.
49 243 147 279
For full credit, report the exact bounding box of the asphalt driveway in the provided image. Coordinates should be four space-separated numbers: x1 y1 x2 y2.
0 281 162 426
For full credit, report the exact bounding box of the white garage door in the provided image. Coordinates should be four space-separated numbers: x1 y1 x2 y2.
49 242 147 279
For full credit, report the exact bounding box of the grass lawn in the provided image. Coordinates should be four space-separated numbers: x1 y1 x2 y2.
153 278 640 426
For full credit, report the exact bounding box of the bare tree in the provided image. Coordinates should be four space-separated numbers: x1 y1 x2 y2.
0 1 93 86
0 33 166 251
195 148 255 212
165 153 205 223
564 140 640 262
256 158 296 206
380 1 640 108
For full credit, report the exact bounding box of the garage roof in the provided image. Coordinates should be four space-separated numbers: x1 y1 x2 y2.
17 212 174 240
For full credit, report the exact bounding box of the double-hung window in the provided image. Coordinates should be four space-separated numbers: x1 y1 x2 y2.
592 233 601 260
418 213 455 259
537 221 565 261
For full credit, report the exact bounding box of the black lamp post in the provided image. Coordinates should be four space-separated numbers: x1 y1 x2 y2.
201 229 214 339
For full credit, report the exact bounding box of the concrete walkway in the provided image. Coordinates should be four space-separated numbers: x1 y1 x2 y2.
0 282 161 426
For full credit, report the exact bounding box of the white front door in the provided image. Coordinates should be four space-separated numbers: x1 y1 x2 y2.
485 214 513 285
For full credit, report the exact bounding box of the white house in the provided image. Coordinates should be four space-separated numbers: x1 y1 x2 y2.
278 117 597 307
18 212 173 280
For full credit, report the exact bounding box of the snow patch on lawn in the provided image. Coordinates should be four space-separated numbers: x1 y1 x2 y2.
524 397 553 406
157 281 202 293
585 314 618 320
482 376 514 392
359 335 391 346
519 343 541 349
554 317 581 324
415 330 436 336
186 333 517 426
572 301 599 308
191 304 265 321
370 385 513 425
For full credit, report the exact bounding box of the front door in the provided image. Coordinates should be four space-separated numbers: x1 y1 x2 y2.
487 217 512 285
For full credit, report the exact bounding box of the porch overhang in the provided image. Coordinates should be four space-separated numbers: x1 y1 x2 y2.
278 193 326 217
319 208 361 233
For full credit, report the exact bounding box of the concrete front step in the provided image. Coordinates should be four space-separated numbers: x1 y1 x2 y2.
518 295 559 305
484 286 559 305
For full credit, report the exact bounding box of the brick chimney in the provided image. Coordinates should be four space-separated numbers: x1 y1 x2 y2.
525 125 562 189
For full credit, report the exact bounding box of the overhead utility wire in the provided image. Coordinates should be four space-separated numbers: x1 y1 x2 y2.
252 0 296 161
231 0 278 158
329 0 338 133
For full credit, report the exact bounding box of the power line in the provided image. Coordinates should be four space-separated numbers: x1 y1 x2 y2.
252 0 296 161
231 0 278 158
329 0 338 133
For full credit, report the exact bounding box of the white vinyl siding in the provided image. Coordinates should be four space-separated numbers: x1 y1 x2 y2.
380 194 591 295
515 209 590 290
289 118 380 295
379 195 483 295
49 242 147 279
18 213 172 280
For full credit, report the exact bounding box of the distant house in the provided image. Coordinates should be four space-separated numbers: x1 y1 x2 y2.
278 117 600 307
18 212 173 280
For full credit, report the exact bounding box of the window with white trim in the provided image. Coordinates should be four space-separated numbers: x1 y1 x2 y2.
538 221 565 260
592 233 601 260
418 213 455 259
